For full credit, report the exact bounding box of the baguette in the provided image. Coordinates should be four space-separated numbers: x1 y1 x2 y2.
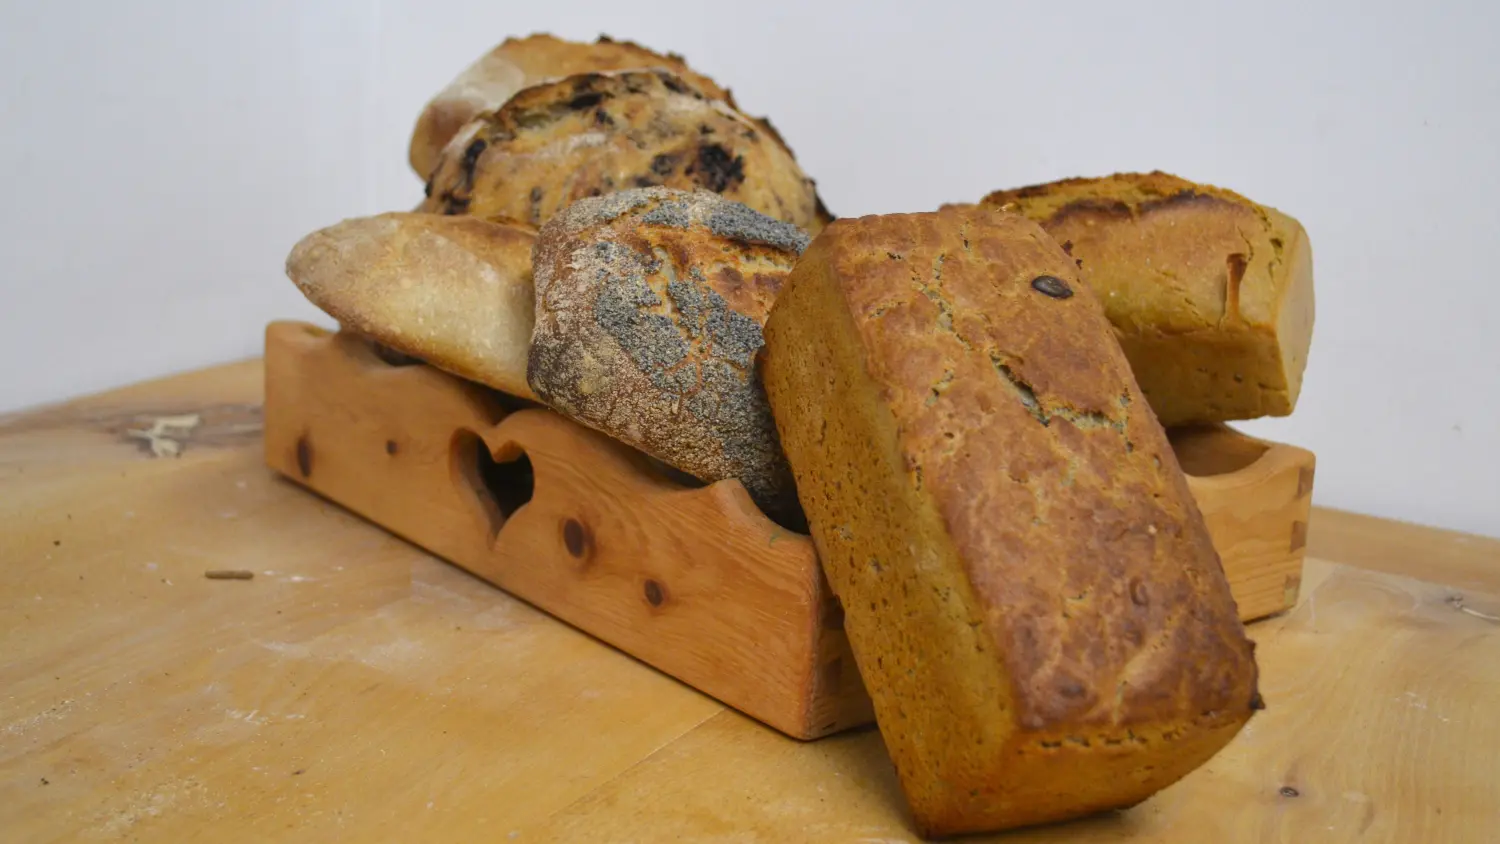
286 212 537 400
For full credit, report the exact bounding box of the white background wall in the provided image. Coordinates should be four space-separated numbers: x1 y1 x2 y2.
1 0 1496 538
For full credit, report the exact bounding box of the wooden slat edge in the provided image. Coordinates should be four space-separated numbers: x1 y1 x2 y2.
1308 506 1500 593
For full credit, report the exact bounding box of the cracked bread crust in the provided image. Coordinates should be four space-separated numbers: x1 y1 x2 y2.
528 188 808 520
761 206 1259 836
286 212 538 400
981 171 1314 426
418 69 831 235
408 34 733 180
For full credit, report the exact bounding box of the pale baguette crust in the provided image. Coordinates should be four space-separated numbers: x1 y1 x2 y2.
761 206 1259 836
286 212 537 400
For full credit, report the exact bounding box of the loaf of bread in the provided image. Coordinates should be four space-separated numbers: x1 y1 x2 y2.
408 34 732 180
980 171 1313 426
286 212 537 401
529 187 809 521
761 206 1261 836
419 69 831 234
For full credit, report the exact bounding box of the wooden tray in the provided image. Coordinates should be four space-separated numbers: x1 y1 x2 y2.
262 320 1313 740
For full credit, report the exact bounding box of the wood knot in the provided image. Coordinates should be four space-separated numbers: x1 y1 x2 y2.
1130 578 1150 607
562 518 590 559
1279 786 1300 798
295 435 313 478
385 439 399 456
643 579 666 607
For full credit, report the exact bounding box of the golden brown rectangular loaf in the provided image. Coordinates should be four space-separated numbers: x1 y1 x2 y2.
981 171 1314 426
761 206 1261 836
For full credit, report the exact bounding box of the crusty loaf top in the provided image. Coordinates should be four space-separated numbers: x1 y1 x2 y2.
811 206 1259 731
982 171 1306 336
408 33 731 179
419 69 830 233
285 212 538 399
528 188 808 515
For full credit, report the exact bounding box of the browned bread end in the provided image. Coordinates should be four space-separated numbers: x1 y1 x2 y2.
982 171 1313 426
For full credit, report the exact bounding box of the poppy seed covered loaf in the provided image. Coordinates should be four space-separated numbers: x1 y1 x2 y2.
528 187 810 519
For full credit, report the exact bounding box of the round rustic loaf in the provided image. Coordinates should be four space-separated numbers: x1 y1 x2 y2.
528 187 810 521
408 33 733 180
419 69 831 234
285 212 538 401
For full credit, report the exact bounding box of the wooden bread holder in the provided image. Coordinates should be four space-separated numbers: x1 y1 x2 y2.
263 320 1314 741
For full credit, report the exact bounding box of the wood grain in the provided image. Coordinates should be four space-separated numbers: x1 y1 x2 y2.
0 360 720 843
1 357 1495 842
1169 423 1316 620
262 321 868 740
521 558 1500 843
1308 506 1500 594
261 322 1309 740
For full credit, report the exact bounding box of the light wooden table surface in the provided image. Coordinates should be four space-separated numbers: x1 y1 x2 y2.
2 360 1497 843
